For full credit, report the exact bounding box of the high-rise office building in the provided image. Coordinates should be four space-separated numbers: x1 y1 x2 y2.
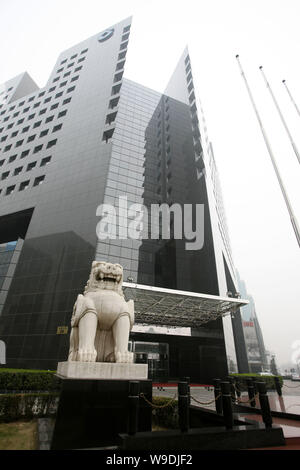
0 17 248 380
237 272 268 372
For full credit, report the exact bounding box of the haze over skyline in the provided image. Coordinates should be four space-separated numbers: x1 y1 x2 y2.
1 0 300 368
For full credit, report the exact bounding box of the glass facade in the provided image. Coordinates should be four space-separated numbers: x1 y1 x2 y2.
94 76 228 381
96 78 219 295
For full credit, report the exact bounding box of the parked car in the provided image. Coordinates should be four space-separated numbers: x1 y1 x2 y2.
291 374 300 381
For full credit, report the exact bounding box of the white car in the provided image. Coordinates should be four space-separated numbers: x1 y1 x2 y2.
291 374 300 381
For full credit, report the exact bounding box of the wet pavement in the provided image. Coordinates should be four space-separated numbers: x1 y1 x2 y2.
239 380 300 415
153 379 300 449
153 379 300 415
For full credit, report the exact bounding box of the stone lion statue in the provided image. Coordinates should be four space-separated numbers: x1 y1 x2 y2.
68 261 134 363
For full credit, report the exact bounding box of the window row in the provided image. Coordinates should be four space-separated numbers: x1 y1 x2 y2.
59 48 88 66
123 25 131 34
0 89 50 114
2 131 60 153
1 123 63 148
0 75 76 117
0 95 72 132
0 90 73 121
1 156 51 180
0 139 57 166
0 110 67 147
103 34 129 143
0 87 14 107
0 86 13 97
0 175 46 196
52 66 82 84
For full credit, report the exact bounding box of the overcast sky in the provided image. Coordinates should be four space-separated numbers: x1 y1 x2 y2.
1 0 300 368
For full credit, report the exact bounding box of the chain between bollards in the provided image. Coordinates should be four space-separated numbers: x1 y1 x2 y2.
139 392 178 409
235 393 259 404
190 393 222 406
283 382 300 389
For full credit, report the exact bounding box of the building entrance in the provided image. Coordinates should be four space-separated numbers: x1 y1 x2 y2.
130 341 169 380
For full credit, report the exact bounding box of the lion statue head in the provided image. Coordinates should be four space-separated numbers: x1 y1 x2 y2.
84 261 124 296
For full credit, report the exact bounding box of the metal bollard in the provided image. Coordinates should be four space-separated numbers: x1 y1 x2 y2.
220 381 234 429
180 376 191 405
251 377 257 394
128 381 140 435
233 377 241 398
178 381 189 433
213 378 223 415
227 376 236 402
256 381 273 429
274 376 282 397
246 378 256 408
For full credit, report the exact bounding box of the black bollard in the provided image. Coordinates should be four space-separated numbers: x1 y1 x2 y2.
256 381 272 429
246 378 256 408
128 381 140 435
180 376 191 405
233 377 241 398
227 376 236 402
251 377 257 394
220 381 234 429
274 376 282 397
213 378 223 415
178 381 189 433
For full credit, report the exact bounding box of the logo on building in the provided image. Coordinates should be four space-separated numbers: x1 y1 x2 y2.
98 28 114 42
0 340 6 364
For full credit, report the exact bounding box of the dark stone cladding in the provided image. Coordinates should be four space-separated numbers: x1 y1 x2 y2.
50 378 152 449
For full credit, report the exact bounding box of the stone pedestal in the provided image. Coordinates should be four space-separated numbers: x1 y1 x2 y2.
57 361 148 380
51 377 152 450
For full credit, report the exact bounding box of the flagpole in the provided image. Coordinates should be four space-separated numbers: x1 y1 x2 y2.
282 79 300 119
259 66 300 166
235 55 300 248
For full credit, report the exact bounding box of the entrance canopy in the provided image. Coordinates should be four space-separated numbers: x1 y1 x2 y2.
123 282 248 328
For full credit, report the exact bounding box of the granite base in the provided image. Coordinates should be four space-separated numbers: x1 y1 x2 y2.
119 424 285 450
50 377 152 450
57 361 148 380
